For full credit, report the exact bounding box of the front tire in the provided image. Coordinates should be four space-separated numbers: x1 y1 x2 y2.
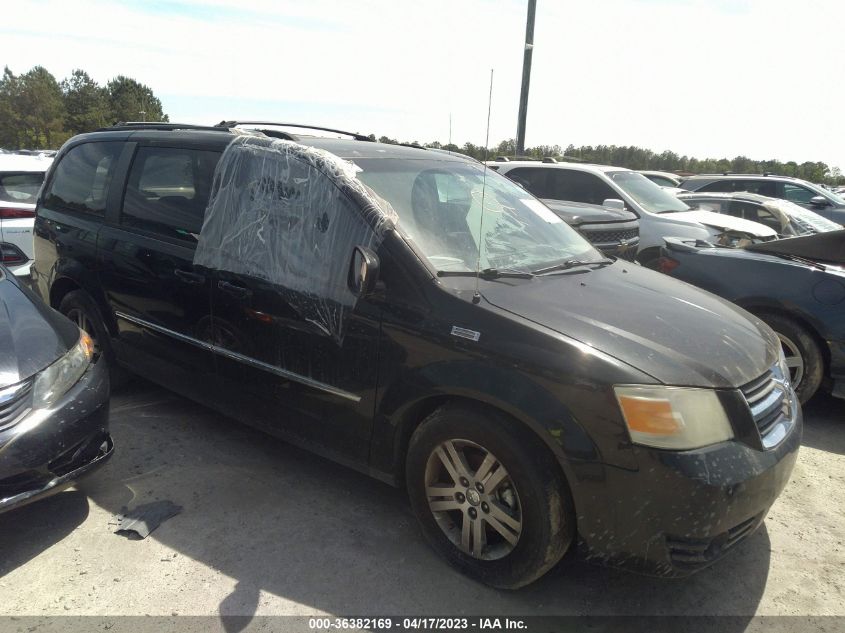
59 290 130 389
406 403 574 589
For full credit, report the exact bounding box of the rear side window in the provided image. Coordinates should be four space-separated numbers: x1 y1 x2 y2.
504 167 550 197
0 172 45 204
548 170 618 205
121 146 221 242
44 142 123 215
699 180 734 193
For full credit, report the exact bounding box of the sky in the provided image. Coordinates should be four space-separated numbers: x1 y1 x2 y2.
2 0 844 168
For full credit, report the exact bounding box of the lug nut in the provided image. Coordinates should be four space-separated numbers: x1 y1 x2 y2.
468 507 478 519
481 502 489 513
475 482 484 494
460 477 470 487
455 492 466 503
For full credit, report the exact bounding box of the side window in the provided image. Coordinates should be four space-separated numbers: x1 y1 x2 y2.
504 167 550 197
699 181 734 193
737 180 778 197
44 142 123 215
648 175 675 187
728 201 780 230
194 141 378 342
694 200 725 214
783 183 817 204
547 170 619 205
121 147 221 242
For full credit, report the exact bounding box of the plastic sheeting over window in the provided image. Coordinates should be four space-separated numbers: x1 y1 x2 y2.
194 135 396 343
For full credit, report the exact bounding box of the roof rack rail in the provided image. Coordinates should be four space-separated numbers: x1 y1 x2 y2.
101 122 232 133
542 156 558 163
495 156 510 162
216 121 373 142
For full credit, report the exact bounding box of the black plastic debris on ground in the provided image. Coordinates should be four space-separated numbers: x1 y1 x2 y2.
113 500 182 539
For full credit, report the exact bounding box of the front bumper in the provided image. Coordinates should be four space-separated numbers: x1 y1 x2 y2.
576 395 802 577
0 357 112 514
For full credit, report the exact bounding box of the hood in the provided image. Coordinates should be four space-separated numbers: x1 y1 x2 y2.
746 229 845 265
666 210 778 238
541 199 637 226
0 270 76 388
480 262 778 388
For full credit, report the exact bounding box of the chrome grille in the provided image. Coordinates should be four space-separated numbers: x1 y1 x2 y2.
0 380 33 431
740 370 786 437
580 227 639 244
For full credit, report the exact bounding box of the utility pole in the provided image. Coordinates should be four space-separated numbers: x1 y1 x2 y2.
516 0 536 157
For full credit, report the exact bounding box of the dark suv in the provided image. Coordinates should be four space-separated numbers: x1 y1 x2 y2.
679 174 845 225
32 123 801 588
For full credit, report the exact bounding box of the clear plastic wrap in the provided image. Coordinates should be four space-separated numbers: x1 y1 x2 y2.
194 135 396 343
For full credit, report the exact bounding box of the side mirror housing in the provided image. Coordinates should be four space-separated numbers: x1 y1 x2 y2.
602 198 626 212
348 246 380 296
809 195 829 207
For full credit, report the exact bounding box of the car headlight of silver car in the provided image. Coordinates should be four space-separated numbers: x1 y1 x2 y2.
32 330 95 409
614 385 734 450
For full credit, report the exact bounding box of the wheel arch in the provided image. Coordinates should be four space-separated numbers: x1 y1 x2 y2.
741 303 831 375
389 393 582 522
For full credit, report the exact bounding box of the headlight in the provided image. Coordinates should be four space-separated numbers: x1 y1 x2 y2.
614 385 734 450
32 330 94 409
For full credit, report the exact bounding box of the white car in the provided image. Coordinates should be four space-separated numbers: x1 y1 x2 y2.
677 191 843 236
487 160 776 262
0 153 53 277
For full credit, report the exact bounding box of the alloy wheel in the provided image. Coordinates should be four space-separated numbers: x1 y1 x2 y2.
424 439 522 560
777 332 804 388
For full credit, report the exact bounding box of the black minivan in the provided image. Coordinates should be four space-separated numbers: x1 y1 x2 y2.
31 123 801 588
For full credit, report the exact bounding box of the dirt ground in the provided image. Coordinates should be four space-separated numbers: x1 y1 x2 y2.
0 381 842 623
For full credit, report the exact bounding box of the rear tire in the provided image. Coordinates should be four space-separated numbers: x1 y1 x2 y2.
758 313 823 403
406 403 574 589
59 290 131 389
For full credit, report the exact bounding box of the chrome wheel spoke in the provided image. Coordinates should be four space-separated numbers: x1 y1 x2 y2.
435 441 472 485
473 453 497 482
785 356 802 368
483 464 508 494
429 499 463 512
485 514 520 547
471 515 486 557
461 512 472 552
489 500 521 532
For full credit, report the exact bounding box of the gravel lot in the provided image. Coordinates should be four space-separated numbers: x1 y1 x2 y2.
0 380 842 623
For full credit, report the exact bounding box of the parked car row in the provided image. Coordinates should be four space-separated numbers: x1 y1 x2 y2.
0 152 53 277
488 159 779 264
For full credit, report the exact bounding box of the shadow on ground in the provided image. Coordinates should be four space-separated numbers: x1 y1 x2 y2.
71 381 779 630
0 490 90 577
801 393 844 455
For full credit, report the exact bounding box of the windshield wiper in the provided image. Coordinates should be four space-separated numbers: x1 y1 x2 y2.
532 258 614 275
437 267 534 279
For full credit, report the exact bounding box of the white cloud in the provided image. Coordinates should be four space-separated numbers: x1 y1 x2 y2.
1 0 843 167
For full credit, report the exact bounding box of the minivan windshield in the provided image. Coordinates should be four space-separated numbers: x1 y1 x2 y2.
607 171 690 214
355 159 601 273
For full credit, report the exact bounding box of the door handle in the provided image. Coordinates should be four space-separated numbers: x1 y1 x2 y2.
217 280 252 299
174 269 205 285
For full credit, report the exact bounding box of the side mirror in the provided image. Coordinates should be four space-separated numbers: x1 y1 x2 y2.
809 195 829 207
602 198 626 212
348 246 380 296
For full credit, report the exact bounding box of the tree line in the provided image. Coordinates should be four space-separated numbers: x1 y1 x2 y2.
2 65 840 185
375 137 844 186
0 65 168 150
